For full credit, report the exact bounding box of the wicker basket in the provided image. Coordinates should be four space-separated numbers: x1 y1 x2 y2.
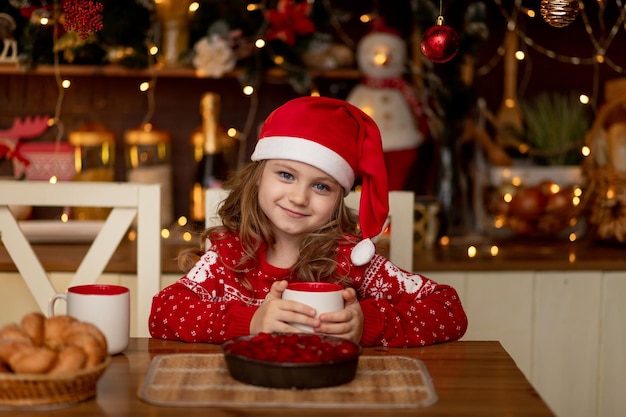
0 356 110 409
583 93 626 243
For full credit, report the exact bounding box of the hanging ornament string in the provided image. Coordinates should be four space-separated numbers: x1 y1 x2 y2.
46 0 105 182
51 1 66 182
474 0 522 77
579 1 626 69
321 0 357 49
142 22 159 126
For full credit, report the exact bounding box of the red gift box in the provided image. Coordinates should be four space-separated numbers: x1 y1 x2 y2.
12 142 76 181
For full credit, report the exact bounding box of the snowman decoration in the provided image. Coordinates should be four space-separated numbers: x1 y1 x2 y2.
347 19 428 190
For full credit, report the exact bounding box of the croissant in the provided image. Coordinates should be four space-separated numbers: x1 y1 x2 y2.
0 312 109 375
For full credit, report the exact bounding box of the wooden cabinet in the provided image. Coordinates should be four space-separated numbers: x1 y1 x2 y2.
427 270 626 417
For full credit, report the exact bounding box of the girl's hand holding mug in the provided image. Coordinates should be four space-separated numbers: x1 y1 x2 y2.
315 287 364 344
250 281 363 344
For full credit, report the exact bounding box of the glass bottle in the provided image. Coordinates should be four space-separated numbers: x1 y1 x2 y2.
189 92 229 223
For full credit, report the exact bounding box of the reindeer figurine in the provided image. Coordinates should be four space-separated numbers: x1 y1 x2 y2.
0 116 51 178
0 13 18 63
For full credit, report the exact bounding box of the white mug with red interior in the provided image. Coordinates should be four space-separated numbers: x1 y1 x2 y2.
48 284 130 355
282 282 345 331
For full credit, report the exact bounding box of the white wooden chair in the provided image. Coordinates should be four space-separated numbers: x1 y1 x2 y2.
0 181 161 337
205 188 415 271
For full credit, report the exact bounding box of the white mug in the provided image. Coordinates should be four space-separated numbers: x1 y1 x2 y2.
282 282 344 331
48 284 130 355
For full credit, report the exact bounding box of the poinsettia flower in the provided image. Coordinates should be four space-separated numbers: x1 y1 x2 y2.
265 0 315 46
192 34 237 78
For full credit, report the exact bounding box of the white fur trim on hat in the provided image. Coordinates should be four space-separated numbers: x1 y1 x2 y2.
251 136 355 194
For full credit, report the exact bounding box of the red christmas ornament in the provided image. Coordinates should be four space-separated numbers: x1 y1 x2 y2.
420 16 459 64
62 0 104 40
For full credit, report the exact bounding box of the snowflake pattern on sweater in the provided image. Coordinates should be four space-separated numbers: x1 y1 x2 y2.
149 232 467 347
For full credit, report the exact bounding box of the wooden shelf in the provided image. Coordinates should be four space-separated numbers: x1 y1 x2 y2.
3 237 626 274
0 64 361 80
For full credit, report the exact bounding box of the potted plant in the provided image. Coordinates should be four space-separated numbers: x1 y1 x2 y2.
522 92 590 166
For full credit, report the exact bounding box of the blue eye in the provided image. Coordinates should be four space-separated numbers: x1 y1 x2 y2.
279 171 294 180
313 183 331 192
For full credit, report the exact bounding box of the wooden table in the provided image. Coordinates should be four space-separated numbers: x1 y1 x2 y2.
0 339 554 417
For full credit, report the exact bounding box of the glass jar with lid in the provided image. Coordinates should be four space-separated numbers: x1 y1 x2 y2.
124 122 172 227
68 122 115 181
68 122 115 220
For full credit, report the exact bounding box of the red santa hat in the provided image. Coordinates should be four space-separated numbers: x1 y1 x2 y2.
251 96 389 266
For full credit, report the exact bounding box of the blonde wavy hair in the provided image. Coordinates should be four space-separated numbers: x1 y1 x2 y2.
177 160 361 293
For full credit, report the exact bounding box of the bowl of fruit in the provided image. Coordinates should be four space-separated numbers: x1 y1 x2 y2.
221 332 361 389
482 166 586 238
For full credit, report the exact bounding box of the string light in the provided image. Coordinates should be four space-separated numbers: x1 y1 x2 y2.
50 5 66 185
247 3 263 12
360 14 376 23
582 145 591 156
477 0 626 113
491 0 626 70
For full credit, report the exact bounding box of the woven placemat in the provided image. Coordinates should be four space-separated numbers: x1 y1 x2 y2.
137 354 437 409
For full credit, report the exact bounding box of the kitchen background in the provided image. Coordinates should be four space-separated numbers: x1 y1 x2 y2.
1 0 625 241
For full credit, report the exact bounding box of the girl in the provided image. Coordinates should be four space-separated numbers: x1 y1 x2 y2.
149 96 467 347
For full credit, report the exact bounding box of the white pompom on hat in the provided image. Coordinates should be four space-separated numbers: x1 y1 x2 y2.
251 96 389 265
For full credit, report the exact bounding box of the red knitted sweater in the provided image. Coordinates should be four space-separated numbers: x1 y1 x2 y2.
149 232 467 347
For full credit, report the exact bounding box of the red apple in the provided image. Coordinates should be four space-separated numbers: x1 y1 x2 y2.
545 189 573 214
509 187 547 219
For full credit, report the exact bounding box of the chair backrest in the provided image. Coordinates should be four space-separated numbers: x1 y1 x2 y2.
205 188 415 271
0 181 161 337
